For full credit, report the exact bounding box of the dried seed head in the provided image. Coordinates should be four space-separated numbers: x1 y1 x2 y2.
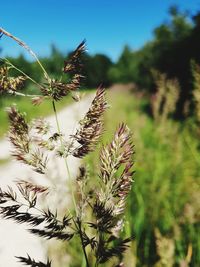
8 106 48 174
8 106 29 153
63 40 86 74
31 96 45 106
66 74 83 91
28 149 48 174
15 180 49 208
16 255 52 267
41 74 83 101
100 123 134 184
76 166 88 182
40 41 85 101
90 200 116 233
72 87 108 158
99 123 134 215
31 118 50 135
0 65 25 94
17 180 49 196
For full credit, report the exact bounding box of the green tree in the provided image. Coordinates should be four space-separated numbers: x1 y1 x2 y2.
108 45 134 83
84 53 113 88
108 6 198 117
41 44 65 77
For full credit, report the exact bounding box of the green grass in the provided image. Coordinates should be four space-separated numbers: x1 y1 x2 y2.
0 158 9 165
0 91 86 138
1 88 199 266
84 90 200 267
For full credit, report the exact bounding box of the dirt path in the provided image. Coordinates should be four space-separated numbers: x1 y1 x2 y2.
0 93 94 267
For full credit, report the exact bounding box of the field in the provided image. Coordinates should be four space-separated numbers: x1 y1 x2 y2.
82 89 200 267
1 2 200 266
0 85 199 266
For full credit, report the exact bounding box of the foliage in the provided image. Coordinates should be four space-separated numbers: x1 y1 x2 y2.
2 6 200 119
84 53 113 88
151 70 180 123
109 7 200 118
192 62 200 122
108 45 135 84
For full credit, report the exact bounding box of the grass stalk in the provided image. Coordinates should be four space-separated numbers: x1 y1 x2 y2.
0 28 50 82
5 59 43 90
52 100 77 214
52 100 90 266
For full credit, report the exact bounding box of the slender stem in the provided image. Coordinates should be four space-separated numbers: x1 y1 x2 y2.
52 100 77 214
52 100 90 267
77 219 90 267
7 90 41 98
5 59 43 89
52 100 91 266
0 27 50 82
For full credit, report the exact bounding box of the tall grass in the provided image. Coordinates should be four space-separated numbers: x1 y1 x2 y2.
85 89 200 266
0 27 199 267
0 28 134 267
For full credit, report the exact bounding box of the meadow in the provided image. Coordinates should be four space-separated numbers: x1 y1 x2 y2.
0 84 199 266
40 86 199 267
83 88 200 267
0 19 199 266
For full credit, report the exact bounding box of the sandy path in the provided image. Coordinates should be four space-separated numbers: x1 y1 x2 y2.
0 93 94 267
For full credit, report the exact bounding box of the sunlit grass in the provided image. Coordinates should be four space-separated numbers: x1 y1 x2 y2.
84 89 200 266
1 88 199 266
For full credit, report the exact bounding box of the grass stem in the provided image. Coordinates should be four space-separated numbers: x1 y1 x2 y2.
52 100 77 214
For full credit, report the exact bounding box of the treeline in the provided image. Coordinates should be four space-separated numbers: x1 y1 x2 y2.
109 6 200 117
5 46 113 90
2 6 200 117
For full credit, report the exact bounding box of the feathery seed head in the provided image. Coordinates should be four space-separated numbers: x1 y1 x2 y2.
63 40 86 74
72 87 108 158
0 65 26 94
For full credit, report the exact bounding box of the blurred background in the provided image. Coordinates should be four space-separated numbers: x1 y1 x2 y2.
0 0 200 266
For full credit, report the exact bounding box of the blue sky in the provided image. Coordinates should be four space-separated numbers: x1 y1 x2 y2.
1 0 199 61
